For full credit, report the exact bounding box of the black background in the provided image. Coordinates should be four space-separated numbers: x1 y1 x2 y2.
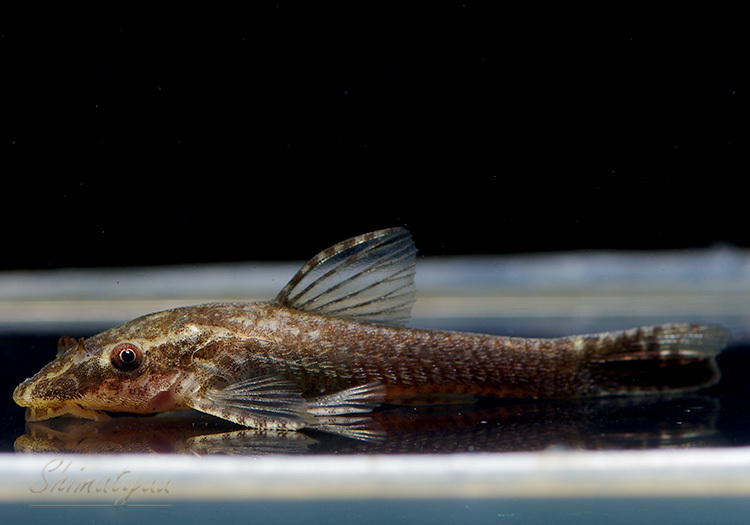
1 4 744 270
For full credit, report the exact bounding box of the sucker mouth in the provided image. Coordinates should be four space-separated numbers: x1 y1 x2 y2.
24 405 112 422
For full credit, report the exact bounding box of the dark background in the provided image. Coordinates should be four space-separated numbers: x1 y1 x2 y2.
1 4 744 270
2 4 749 451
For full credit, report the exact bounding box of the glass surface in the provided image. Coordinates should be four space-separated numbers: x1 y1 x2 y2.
2 255 748 524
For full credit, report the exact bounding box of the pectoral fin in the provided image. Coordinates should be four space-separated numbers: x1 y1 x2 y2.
186 376 313 430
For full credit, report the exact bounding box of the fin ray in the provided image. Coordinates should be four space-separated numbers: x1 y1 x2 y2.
276 228 417 326
310 416 386 442
188 376 312 429
581 323 729 395
308 382 387 416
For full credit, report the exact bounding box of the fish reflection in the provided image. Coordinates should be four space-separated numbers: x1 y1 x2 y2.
15 395 725 455
15 411 319 455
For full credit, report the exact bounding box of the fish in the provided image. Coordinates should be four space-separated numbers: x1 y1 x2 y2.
13 227 731 432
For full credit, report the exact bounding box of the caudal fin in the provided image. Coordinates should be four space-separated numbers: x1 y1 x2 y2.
580 323 730 395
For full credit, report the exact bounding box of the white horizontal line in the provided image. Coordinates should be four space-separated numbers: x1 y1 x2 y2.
5 449 750 502
0 294 745 325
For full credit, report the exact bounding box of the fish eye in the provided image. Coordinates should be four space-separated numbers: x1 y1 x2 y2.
110 343 143 372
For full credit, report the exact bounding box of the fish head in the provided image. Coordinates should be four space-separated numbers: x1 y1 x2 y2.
13 310 193 421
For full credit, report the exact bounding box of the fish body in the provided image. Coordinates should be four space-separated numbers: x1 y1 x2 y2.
14 228 730 431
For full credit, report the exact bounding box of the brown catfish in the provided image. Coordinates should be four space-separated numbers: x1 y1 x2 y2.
13 228 730 431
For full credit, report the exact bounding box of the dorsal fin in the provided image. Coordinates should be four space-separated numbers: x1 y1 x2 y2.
275 228 417 326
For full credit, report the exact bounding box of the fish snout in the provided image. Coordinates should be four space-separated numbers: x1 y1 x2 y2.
13 374 57 407
11 375 57 407
12 379 33 407
13 359 82 408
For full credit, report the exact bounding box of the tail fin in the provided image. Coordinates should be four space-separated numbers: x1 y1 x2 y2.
580 323 730 395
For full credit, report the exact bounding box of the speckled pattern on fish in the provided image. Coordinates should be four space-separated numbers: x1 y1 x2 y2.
13 228 730 432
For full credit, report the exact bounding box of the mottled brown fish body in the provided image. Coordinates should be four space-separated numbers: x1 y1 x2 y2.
237 303 583 400
195 302 720 401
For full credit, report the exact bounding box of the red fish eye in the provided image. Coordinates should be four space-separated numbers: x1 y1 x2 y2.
110 343 143 372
